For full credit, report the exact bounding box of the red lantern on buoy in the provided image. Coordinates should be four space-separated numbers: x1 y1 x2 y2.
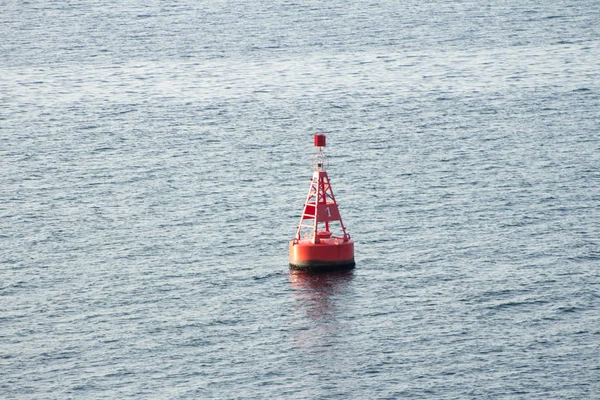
289 134 355 272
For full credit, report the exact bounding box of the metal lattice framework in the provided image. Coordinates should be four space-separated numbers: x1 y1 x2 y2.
294 148 350 243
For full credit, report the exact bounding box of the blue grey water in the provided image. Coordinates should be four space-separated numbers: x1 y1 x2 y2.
1 1 599 398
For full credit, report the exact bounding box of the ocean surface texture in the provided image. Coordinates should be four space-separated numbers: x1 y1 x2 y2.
2 1 599 398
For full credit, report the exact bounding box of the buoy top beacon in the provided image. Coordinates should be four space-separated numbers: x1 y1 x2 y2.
314 132 326 147
289 134 355 272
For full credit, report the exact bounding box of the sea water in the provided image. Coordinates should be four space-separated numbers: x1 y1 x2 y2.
1 1 599 398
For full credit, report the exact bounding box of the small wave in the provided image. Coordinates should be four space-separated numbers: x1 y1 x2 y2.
252 271 283 281
487 299 549 311
91 147 115 153
556 305 583 313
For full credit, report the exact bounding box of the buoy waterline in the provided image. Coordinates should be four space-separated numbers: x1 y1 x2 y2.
289 134 355 272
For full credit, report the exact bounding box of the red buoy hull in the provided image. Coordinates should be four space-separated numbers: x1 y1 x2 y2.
289 239 355 272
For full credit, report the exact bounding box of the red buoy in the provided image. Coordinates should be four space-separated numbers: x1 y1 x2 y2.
289 134 355 272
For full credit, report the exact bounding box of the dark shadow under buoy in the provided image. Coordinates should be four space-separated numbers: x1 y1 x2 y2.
289 269 355 291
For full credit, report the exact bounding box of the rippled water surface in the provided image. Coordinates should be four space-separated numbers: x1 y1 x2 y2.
2 1 599 398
